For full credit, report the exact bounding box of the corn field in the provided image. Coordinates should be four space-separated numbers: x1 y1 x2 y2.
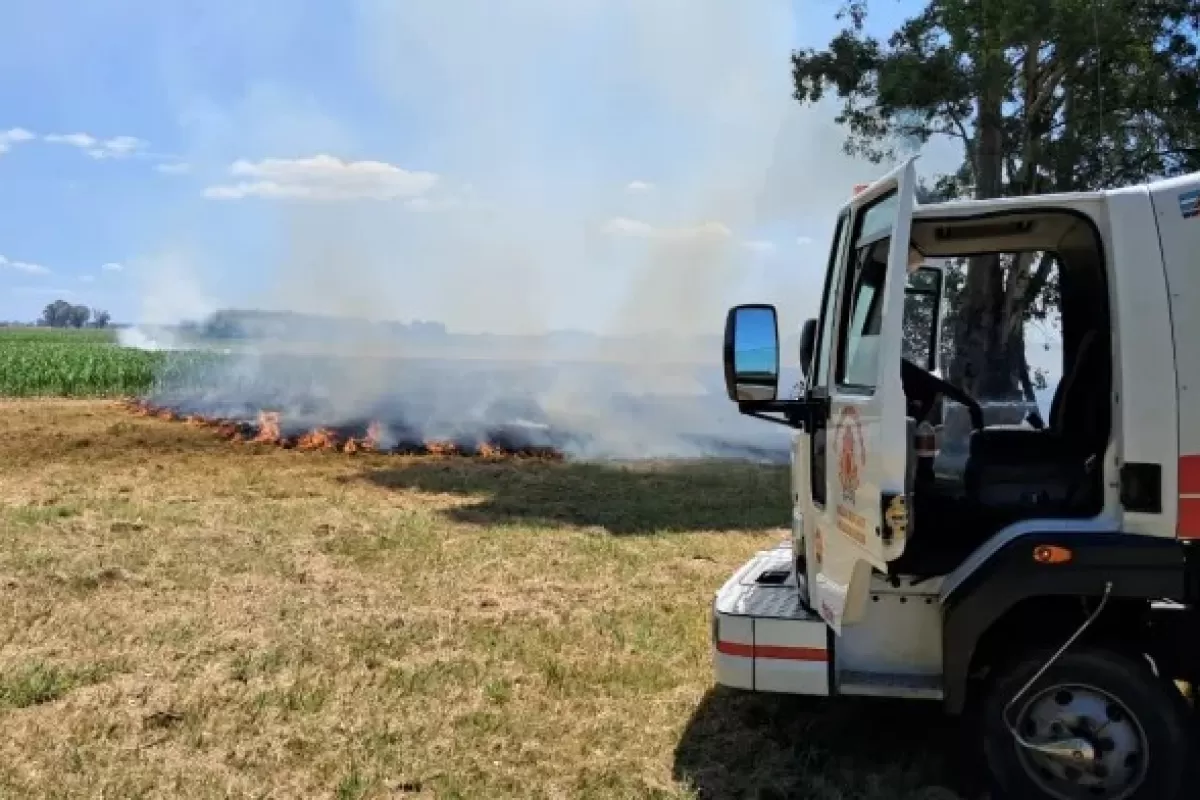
0 330 221 397
0 328 116 345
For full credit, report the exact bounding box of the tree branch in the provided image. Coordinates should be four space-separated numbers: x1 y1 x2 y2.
1021 251 1056 311
1029 62 1069 120
1001 251 1055 343
945 106 976 164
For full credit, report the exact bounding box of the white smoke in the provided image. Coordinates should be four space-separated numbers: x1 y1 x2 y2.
117 326 174 351
126 0 964 459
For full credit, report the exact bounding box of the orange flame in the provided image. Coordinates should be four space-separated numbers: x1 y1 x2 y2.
477 442 505 459
424 440 459 456
296 427 339 451
366 421 383 449
120 398 563 460
253 411 282 444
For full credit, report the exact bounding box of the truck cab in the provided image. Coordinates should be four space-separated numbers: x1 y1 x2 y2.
712 159 1200 800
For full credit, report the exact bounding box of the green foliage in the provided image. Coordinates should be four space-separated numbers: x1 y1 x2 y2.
0 327 117 344
793 0 1200 395
794 0 1200 195
0 341 164 396
0 329 223 397
39 298 110 328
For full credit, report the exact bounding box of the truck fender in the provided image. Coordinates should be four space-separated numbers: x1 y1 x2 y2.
940 528 1188 715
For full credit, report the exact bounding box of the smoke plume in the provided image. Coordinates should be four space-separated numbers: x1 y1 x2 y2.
125 0 944 461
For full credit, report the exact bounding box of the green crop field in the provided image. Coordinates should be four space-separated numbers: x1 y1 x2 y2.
0 328 209 397
0 342 160 397
0 327 117 345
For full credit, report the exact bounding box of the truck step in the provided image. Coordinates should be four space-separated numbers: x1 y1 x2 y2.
839 670 944 700
712 544 831 696
717 544 814 621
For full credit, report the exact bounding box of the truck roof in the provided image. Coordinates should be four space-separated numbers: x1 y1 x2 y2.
911 188 1110 219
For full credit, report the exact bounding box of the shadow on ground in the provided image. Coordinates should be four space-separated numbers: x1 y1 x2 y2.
673 687 986 800
353 459 791 535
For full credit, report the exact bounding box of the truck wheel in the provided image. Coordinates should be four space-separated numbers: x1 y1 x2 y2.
980 646 1192 800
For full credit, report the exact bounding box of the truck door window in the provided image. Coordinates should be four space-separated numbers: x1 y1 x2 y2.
813 212 851 388
902 268 941 372
837 190 897 392
810 209 851 508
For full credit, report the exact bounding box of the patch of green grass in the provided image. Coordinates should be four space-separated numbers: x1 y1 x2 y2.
4 504 83 524
0 661 118 709
335 763 376 800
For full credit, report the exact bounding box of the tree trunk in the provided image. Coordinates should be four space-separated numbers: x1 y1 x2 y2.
950 73 1021 401
1018 352 1038 405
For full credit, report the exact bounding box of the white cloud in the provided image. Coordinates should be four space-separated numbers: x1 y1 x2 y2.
742 239 776 254
625 180 654 193
203 154 440 201
602 216 732 241
0 254 50 275
796 236 815 246
0 127 35 155
94 135 145 158
45 132 96 148
80 275 95 283
100 262 124 272
45 132 148 159
155 161 191 175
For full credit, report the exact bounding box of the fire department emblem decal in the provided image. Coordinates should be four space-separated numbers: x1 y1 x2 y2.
835 407 866 505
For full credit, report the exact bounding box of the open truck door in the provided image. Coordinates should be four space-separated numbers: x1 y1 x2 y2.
808 158 920 632
722 158 921 633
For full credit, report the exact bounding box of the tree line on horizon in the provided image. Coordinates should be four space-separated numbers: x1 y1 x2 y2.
41 299 111 329
0 299 115 329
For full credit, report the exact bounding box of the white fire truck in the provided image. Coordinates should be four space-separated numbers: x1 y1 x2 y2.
713 159 1200 799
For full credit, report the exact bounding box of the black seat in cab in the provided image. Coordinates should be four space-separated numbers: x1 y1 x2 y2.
963 329 1110 520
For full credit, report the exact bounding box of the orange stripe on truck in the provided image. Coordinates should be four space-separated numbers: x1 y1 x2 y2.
1180 456 1200 539
716 641 828 662
1180 454 1200 495
1178 497 1200 540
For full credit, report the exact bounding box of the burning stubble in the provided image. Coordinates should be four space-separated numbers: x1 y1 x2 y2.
121 399 565 459
122 0 880 462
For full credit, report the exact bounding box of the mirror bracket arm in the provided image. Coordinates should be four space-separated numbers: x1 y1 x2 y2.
736 398 826 430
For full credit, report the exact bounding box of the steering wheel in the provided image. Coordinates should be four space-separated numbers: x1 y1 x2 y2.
900 358 985 431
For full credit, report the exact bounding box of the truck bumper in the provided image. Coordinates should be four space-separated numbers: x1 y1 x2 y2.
711 542 831 696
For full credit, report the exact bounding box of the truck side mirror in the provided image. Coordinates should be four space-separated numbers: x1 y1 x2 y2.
798 318 817 381
723 304 780 402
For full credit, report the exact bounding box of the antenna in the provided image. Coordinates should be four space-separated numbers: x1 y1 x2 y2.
1091 0 1108 184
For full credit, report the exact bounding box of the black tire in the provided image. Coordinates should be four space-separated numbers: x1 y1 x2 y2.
981 646 1193 800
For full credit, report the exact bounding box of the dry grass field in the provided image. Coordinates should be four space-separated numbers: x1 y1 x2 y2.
0 399 970 799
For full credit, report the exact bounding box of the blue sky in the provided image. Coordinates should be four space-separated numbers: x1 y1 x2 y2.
0 0 951 333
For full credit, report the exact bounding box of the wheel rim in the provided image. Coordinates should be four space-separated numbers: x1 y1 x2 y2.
1012 682 1149 800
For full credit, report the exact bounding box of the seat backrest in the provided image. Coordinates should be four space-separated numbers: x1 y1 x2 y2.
1049 329 1109 450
